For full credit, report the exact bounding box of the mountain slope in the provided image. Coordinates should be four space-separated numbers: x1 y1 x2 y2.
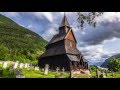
0 14 47 63
101 53 120 68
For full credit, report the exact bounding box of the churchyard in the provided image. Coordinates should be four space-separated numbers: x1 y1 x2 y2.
0 61 69 78
0 61 120 78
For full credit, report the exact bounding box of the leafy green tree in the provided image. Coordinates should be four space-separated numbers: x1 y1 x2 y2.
89 65 98 72
108 58 120 72
77 12 103 29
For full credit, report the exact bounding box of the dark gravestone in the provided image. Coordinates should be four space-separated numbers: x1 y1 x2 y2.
16 74 25 78
14 69 22 75
105 70 108 76
55 76 64 78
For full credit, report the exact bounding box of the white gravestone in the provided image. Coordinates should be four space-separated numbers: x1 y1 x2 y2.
44 64 49 75
19 63 24 68
27 64 30 70
35 67 39 71
62 67 65 73
13 62 19 69
3 62 8 68
56 67 60 73
24 63 28 68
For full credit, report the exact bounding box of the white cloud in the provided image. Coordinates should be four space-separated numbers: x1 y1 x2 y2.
42 28 58 41
95 12 120 23
32 12 53 22
80 45 115 62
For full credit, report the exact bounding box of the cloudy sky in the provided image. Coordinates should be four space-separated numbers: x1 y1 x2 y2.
1 12 120 65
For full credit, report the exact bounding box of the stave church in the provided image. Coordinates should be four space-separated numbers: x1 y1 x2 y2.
38 14 89 72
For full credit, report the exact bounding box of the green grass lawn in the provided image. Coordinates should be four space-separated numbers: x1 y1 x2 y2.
1 63 120 78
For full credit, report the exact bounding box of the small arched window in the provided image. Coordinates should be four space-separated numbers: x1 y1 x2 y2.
69 41 72 47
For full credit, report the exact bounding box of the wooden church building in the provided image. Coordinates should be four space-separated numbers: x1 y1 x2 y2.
38 14 88 71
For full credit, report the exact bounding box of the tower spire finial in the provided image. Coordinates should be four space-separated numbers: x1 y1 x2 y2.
59 12 70 28
64 12 65 16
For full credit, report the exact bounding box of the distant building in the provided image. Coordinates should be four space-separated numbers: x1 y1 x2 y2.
38 14 89 71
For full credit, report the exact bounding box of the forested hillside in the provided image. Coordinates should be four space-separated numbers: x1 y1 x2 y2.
0 14 47 63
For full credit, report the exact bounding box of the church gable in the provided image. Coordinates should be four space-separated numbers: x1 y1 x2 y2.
65 29 77 43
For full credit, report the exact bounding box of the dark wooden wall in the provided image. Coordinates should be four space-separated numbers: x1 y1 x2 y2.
39 54 70 71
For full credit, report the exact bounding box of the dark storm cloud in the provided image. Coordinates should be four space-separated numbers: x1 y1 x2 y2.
78 21 120 46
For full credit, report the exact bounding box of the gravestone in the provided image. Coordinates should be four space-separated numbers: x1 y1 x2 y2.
13 61 19 69
9 64 14 71
44 64 49 75
96 69 100 78
102 72 106 78
35 67 39 71
56 67 60 73
55 75 64 78
105 70 108 76
112 72 115 77
24 63 28 68
42 68 44 72
3 62 8 68
16 74 25 78
19 63 24 68
70 70 74 78
62 67 65 74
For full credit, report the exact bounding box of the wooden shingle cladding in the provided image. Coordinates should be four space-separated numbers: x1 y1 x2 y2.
39 14 89 71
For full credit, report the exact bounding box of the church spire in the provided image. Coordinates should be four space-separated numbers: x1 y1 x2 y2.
59 12 70 28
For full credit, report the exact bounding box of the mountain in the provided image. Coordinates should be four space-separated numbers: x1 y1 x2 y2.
101 53 120 68
89 61 103 66
0 14 47 63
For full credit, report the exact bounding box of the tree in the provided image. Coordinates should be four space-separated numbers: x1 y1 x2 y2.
89 65 98 72
77 12 103 29
108 58 120 72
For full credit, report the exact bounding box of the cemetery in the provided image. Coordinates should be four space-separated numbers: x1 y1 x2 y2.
0 61 120 78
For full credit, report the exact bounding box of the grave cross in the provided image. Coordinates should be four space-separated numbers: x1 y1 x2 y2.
56 67 60 73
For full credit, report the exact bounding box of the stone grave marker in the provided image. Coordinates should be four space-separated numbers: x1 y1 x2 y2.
56 67 60 73
16 74 25 78
105 70 108 76
96 69 100 78
3 62 8 68
13 61 19 69
62 67 65 74
112 72 115 77
19 63 24 68
24 63 28 68
35 67 39 71
42 68 44 72
14 68 22 75
70 70 74 78
9 64 14 71
44 64 49 75
102 72 106 78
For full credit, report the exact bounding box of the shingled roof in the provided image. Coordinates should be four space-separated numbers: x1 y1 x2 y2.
48 32 66 44
40 45 82 58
